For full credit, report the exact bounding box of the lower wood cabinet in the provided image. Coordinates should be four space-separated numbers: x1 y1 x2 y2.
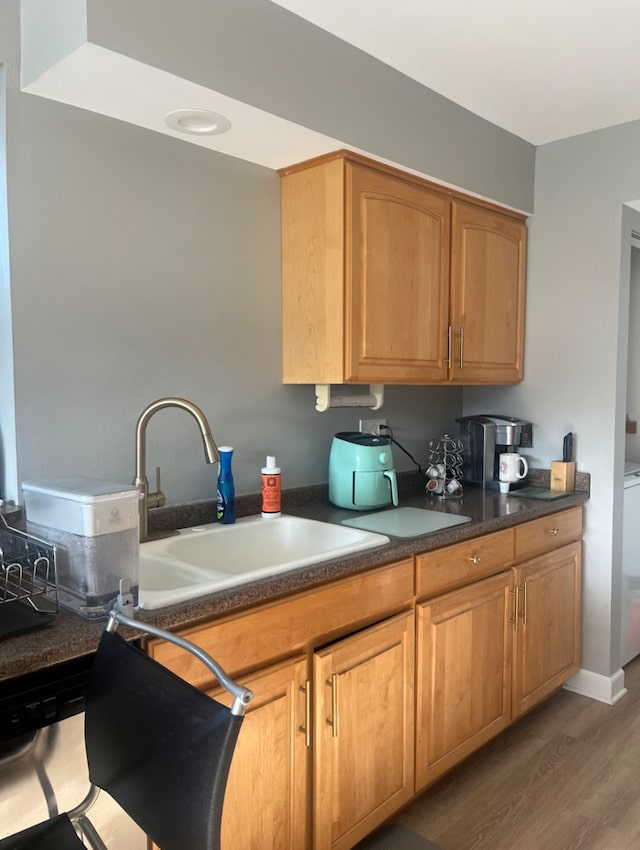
146 559 414 850
313 612 415 850
414 508 582 794
511 541 581 718
217 610 415 850
216 612 416 850
415 571 514 790
149 655 311 850
217 657 310 849
146 508 582 850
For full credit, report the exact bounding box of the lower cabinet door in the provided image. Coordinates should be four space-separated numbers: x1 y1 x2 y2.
415 571 514 791
216 656 311 850
313 611 415 850
511 541 582 719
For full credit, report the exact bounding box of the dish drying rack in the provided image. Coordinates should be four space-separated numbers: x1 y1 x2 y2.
0 513 59 630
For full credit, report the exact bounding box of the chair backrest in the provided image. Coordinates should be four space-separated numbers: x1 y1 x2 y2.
84 630 243 850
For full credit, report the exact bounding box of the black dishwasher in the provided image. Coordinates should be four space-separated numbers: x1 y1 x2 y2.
0 653 93 742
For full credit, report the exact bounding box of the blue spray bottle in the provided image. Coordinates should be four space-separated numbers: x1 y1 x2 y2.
216 446 236 524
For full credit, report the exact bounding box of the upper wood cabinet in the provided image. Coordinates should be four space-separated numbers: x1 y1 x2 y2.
279 150 527 386
450 200 526 384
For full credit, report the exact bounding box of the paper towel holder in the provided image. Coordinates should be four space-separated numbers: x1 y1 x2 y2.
315 384 384 413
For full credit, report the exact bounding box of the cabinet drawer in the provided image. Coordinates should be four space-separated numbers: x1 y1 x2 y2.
147 559 414 688
416 529 514 599
514 507 582 562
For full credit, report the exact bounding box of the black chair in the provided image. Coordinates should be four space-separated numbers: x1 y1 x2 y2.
0 609 253 850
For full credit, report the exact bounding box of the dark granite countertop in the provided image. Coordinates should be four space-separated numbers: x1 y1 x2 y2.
0 470 589 684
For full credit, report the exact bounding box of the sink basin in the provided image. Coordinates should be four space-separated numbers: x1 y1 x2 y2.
138 515 390 610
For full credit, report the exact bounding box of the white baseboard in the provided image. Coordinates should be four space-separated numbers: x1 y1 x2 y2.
563 667 627 704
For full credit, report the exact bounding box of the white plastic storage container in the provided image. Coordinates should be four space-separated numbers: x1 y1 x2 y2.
21 476 140 536
21 477 141 619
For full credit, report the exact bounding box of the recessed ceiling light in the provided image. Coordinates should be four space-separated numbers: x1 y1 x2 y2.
164 109 231 136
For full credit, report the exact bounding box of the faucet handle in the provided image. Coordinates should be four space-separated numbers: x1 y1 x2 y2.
147 465 167 509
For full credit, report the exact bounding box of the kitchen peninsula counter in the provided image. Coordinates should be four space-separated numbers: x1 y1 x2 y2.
0 475 589 682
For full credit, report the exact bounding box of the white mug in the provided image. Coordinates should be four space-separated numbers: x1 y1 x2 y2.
499 453 528 483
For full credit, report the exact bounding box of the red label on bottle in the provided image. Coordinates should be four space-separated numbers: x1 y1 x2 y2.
261 474 281 513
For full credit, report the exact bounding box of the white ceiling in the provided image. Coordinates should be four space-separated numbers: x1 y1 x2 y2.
21 0 639 200
271 0 640 145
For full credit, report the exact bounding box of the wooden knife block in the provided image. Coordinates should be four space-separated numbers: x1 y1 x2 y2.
550 461 576 491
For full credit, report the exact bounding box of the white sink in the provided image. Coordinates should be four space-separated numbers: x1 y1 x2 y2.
138 514 390 610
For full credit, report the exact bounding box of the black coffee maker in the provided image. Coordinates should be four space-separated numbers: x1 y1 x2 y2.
456 415 533 489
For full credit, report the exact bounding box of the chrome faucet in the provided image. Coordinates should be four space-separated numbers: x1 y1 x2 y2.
134 397 220 542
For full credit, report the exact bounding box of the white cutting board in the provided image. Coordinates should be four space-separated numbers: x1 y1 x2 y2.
341 506 471 538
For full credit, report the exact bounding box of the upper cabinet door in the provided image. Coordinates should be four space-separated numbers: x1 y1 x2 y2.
345 164 450 383
449 200 526 384
281 157 347 385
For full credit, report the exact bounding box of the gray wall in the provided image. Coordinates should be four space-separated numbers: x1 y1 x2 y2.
0 0 536 507
3 85 463 505
0 65 17 502
4 0 637 690
86 0 535 214
0 0 19 503
465 121 640 680
625 248 640 461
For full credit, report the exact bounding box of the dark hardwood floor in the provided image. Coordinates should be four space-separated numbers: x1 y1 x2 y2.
395 656 640 849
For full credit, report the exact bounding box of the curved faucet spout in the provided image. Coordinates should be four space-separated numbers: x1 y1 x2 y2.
134 397 220 542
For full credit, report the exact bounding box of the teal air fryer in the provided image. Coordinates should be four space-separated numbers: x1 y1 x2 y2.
329 431 399 510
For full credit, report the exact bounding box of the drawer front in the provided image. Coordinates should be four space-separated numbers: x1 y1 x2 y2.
147 558 414 688
514 506 583 562
416 528 514 599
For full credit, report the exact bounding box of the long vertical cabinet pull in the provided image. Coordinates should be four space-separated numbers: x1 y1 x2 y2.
449 327 464 370
511 582 527 628
510 585 520 630
327 673 339 738
299 680 312 747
